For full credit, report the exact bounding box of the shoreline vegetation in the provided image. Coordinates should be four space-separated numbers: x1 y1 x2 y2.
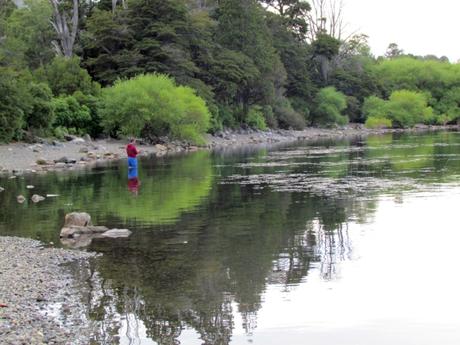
3 1 460 151
0 125 458 176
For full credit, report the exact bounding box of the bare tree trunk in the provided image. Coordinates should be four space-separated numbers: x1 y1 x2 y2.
49 0 79 58
306 0 349 42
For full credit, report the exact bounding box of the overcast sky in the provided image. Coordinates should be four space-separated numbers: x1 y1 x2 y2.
344 0 460 61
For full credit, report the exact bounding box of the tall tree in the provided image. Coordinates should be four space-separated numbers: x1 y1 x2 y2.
49 0 79 57
260 0 311 41
216 0 284 112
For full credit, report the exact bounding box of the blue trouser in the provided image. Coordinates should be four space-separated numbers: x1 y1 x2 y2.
128 157 138 169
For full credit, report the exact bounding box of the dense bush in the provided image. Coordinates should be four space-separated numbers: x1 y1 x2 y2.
363 90 433 128
0 68 25 142
364 117 392 129
246 106 268 130
52 95 92 134
37 57 99 96
24 82 54 131
313 87 348 127
100 74 210 144
273 97 306 129
388 90 433 127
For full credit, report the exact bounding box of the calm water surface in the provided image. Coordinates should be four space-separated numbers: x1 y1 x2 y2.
1 131 460 344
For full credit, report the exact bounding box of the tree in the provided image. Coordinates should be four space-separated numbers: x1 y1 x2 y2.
310 33 340 84
385 43 403 59
216 0 288 122
81 8 141 85
49 0 79 57
260 0 311 40
1 0 56 69
306 0 350 42
37 56 98 95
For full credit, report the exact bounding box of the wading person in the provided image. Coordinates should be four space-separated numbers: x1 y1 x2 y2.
126 138 140 170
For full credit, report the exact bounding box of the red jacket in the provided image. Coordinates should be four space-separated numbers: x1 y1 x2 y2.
126 143 139 158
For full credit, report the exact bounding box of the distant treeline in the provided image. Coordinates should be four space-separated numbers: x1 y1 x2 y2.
1 0 460 143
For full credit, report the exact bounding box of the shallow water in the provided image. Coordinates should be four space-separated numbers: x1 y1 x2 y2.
1 131 460 344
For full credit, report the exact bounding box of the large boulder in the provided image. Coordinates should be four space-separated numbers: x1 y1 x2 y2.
64 212 91 227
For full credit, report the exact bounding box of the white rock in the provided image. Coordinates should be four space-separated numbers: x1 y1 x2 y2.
101 229 132 238
31 194 45 203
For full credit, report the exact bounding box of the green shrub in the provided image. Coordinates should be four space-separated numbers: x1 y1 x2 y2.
313 87 348 127
246 106 268 130
362 96 388 119
100 74 210 144
364 117 392 129
262 105 277 128
0 67 26 142
37 56 99 96
72 91 102 137
387 90 433 128
24 82 54 131
273 97 305 129
52 95 92 134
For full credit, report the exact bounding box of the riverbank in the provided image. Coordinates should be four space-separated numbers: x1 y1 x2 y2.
1 125 458 176
0 237 96 344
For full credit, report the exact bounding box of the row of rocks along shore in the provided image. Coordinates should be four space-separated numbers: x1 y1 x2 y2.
1 125 451 176
0 124 458 344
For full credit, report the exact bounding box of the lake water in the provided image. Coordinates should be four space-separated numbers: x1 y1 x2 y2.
1 131 460 344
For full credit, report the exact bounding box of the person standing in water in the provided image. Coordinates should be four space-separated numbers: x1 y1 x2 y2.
126 138 140 170
127 138 140 195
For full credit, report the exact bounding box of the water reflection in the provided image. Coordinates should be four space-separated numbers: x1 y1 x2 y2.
128 167 140 196
1 131 460 344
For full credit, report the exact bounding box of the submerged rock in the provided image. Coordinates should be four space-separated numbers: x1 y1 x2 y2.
0 187 4 192
60 225 109 238
101 229 132 238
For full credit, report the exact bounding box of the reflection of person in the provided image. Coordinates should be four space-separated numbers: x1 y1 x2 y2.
128 175 140 195
126 138 140 170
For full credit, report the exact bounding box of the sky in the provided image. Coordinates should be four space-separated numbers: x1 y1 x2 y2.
343 0 460 62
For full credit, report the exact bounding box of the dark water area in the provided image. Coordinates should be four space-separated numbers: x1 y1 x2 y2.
1 131 460 344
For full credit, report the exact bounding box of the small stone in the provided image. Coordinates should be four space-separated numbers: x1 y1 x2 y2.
54 157 69 164
0 187 4 192
79 147 89 153
31 194 45 203
71 138 85 144
36 159 47 165
17 195 26 203
26 185 34 189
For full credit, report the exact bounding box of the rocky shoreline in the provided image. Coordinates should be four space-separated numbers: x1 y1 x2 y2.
1 125 458 177
0 237 97 345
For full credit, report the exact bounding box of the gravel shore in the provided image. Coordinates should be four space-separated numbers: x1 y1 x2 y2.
0 237 96 345
0 126 433 176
